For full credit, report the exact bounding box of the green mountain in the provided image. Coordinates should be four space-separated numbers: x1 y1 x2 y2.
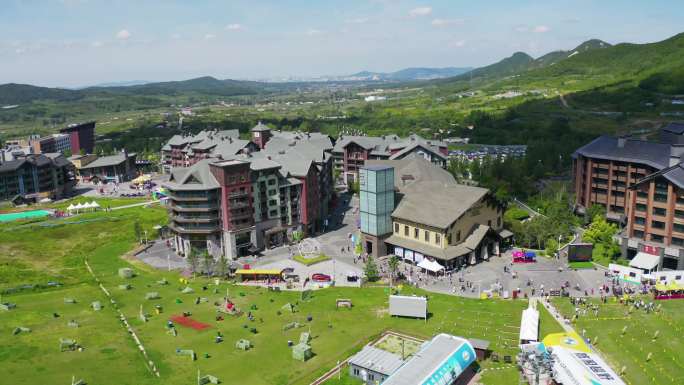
85 76 262 97
0 83 83 104
455 52 534 82
531 39 611 68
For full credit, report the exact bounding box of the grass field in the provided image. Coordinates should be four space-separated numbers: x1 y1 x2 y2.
293 254 332 266
0 200 566 385
552 297 684 385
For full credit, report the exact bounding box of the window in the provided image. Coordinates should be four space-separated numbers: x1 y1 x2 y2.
269 210 278 217
414 228 419 239
268 189 277 196
676 210 684 219
435 234 441 245
672 237 684 246
634 217 646 226
636 204 647 212
424 231 429 242
268 179 276 185
637 191 648 199
633 230 644 239
394 223 399 233
674 223 684 233
497 217 502 227
651 220 665 229
404 226 409 236
456 230 461 242
651 234 664 243
653 207 666 216
613 191 625 197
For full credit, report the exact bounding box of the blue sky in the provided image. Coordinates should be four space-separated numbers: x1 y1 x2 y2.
1 0 683 87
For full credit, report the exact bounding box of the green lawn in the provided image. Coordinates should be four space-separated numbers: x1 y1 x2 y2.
552 297 684 385
293 254 332 266
0 203 566 385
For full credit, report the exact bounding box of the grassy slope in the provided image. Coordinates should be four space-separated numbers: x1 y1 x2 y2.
552 297 684 385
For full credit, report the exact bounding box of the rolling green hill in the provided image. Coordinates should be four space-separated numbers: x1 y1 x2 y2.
0 83 83 104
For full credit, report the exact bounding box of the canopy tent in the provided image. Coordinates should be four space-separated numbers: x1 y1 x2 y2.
66 204 76 212
90 201 101 210
132 174 151 184
519 307 539 343
551 346 626 385
417 258 444 273
629 252 659 271
235 269 282 275
655 282 684 292
542 331 591 353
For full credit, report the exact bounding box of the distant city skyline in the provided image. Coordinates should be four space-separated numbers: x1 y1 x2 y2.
1 0 683 87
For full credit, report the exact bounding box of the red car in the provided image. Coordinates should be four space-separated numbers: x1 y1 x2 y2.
311 273 332 282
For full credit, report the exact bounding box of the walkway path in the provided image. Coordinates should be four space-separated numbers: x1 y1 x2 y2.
538 297 575 333
111 199 164 211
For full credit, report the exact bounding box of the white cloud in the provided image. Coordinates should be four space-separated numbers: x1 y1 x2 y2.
409 7 432 17
345 17 368 24
306 28 323 36
116 29 131 40
226 24 243 31
91 41 103 48
171 33 181 40
204 34 216 40
431 18 464 27
533 25 550 33
514 25 529 32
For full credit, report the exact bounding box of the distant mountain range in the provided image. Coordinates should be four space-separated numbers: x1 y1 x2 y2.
2 33 684 105
445 39 612 83
342 67 473 81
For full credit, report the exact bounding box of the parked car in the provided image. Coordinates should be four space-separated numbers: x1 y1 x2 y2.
311 273 332 282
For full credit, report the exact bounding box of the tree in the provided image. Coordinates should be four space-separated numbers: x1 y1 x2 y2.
585 204 606 224
187 248 200 274
133 221 142 243
364 256 380 282
388 255 400 287
201 251 214 275
582 215 621 264
216 254 229 277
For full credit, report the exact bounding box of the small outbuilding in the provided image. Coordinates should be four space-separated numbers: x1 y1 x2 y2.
389 295 427 320
348 345 405 385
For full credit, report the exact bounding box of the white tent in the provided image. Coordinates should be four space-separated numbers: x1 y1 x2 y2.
90 201 101 211
519 307 539 343
417 258 444 273
552 346 626 385
66 204 76 212
629 252 659 272
74 203 85 212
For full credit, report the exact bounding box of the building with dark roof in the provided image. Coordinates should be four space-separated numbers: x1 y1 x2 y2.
162 124 334 259
0 153 75 202
573 122 684 270
360 157 507 270
60 121 95 154
332 133 448 185
78 151 137 183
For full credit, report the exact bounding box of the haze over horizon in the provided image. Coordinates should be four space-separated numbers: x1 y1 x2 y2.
2 0 683 88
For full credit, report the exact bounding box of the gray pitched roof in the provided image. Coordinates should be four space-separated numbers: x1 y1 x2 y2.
572 135 670 169
392 181 489 229
164 159 220 190
211 139 251 159
80 153 135 169
348 346 404 376
167 134 188 146
365 157 455 190
662 122 684 135
389 143 446 161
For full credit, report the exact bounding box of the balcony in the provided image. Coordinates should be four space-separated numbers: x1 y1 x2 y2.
172 204 218 212
229 191 250 198
170 213 219 223
229 201 251 209
169 222 220 234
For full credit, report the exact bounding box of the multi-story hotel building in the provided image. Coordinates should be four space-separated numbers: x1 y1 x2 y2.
162 123 333 259
573 122 684 270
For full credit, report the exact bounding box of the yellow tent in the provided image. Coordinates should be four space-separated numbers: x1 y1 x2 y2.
132 174 151 184
542 332 591 353
655 283 668 292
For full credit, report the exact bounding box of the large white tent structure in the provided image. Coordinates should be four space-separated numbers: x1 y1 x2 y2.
519 306 540 344
551 346 626 385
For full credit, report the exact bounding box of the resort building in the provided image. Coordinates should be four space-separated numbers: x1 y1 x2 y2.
60 121 95 155
160 129 255 173
0 153 75 202
162 123 333 259
78 151 137 183
573 122 684 270
359 157 508 270
332 134 448 185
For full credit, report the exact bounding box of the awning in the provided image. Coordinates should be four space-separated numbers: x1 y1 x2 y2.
629 252 659 271
498 229 514 239
519 307 539 342
235 269 282 275
463 225 490 250
417 258 444 272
